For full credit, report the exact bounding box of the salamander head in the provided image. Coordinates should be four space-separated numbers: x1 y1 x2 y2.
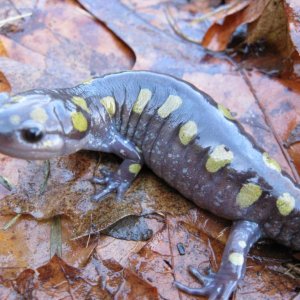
0 90 90 159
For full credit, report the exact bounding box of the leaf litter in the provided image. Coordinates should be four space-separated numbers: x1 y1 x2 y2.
0 0 300 298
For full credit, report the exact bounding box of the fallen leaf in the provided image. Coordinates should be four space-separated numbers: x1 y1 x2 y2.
284 0 300 55
0 1 300 299
247 0 294 57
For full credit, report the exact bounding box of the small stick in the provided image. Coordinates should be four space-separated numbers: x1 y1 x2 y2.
165 6 201 44
0 12 32 28
191 0 241 24
2 214 21 230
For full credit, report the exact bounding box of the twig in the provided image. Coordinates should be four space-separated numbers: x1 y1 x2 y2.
0 12 32 28
165 5 201 44
0 175 13 191
50 215 62 258
2 214 21 230
191 0 241 24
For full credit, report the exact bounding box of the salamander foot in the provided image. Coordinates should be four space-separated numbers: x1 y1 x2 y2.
174 266 238 300
91 168 129 202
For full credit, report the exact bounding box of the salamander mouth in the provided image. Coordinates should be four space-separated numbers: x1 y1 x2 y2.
0 132 64 160
0 143 63 159
0 148 60 159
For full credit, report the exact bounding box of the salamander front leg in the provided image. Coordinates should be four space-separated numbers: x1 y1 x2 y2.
175 220 261 300
89 129 143 202
91 158 142 201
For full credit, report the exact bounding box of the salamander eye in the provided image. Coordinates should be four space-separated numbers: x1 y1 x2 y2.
21 127 44 143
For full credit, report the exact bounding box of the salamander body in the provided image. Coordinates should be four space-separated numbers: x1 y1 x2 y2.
0 71 299 299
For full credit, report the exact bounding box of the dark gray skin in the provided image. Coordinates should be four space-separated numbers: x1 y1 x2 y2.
0 71 299 299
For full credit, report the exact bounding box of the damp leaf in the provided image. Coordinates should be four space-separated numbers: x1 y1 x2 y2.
0 1 300 299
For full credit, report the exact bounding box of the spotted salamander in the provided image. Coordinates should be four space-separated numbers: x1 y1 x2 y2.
0 71 299 299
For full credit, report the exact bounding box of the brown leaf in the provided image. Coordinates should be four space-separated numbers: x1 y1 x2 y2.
0 57 69 93
167 0 296 56
1 255 111 299
32 255 109 298
14 269 35 297
202 0 267 51
0 152 192 237
0 1 134 89
284 0 300 55
245 71 300 176
86 256 159 299
0 69 10 93
286 123 300 146
247 0 294 57
166 0 270 51
0 1 300 299
0 215 98 279
118 210 297 299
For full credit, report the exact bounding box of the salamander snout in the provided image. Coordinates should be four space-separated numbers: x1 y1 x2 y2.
0 95 66 159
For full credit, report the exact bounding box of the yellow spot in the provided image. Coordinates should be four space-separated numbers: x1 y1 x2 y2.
179 121 198 145
133 89 152 114
206 145 234 173
229 252 244 266
236 183 262 208
129 163 141 174
11 95 24 103
30 107 48 123
157 95 182 118
9 115 21 125
71 96 90 113
82 78 94 85
276 193 295 216
71 111 88 132
42 140 53 148
218 104 235 120
2 103 12 108
238 241 247 249
100 96 116 117
262 152 281 172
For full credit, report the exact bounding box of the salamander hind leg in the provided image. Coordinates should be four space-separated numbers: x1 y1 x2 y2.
175 266 239 300
89 128 143 202
174 220 261 300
